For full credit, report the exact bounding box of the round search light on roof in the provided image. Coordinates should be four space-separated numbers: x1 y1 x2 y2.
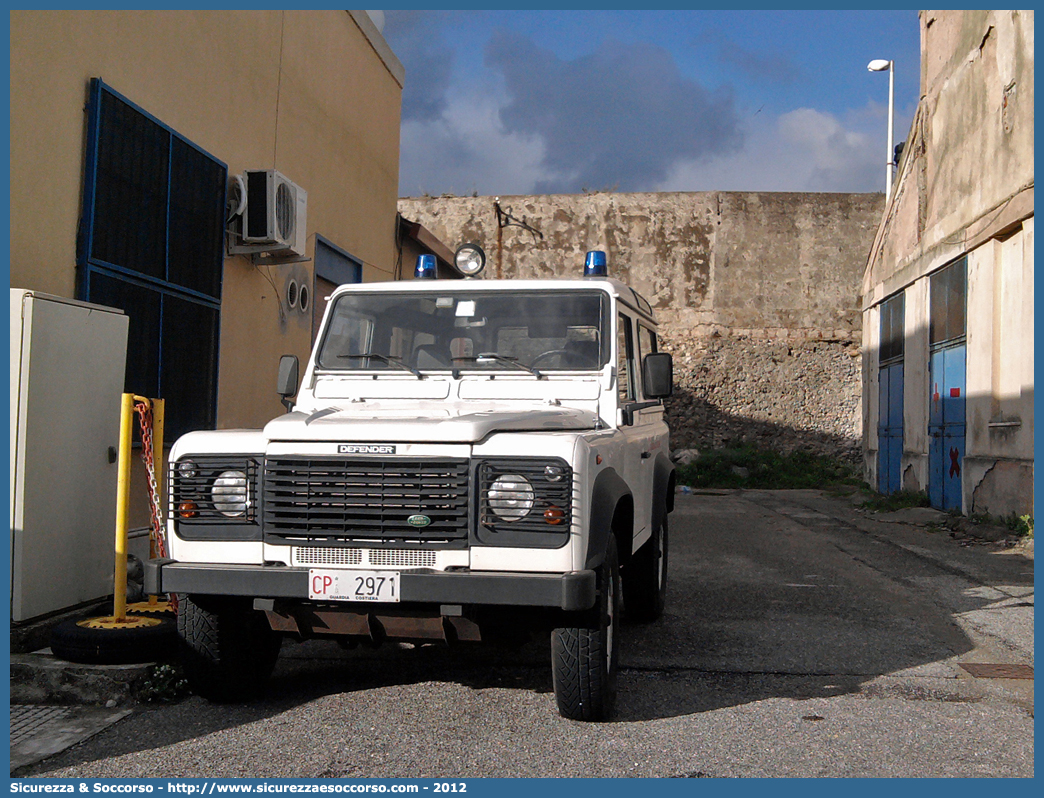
454 243 486 277
584 250 608 277
414 254 437 280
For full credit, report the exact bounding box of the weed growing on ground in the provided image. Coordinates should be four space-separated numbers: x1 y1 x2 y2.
966 511 1034 538
859 490 932 513
674 445 863 490
1015 514 1034 538
135 662 189 703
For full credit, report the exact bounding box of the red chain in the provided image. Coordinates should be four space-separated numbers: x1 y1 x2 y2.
135 400 176 611
134 400 165 557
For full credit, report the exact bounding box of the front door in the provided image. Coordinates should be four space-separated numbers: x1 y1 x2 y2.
616 312 652 551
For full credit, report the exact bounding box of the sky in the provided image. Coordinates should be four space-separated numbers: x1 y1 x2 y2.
381 10 922 198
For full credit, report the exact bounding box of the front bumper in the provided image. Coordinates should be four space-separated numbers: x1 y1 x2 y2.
145 559 597 611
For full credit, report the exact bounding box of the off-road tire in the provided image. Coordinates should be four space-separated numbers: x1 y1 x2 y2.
177 595 281 702
551 536 620 721
49 616 177 665
624 516 668 622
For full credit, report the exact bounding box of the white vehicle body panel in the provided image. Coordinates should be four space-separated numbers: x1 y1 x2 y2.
161 276 671 591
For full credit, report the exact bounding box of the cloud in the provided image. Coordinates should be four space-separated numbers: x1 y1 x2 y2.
383 11 465 123
657 108 882 193
483 30 744 193
389 20 897 197
399 86 555 197
780 108 880 190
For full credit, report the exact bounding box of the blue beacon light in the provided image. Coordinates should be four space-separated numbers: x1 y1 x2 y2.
584 250 608 277
415 254 437 280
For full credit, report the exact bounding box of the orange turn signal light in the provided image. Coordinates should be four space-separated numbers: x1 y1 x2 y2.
544 505 565 525
179 501 199 518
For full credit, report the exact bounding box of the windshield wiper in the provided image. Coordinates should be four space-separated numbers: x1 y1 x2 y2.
337 352 423 379
452 352 544 379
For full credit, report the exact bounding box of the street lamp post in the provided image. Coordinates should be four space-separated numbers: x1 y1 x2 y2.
867 59 894 200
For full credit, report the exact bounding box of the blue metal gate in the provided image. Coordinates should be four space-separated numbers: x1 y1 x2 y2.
878 362 904 494
929 346 966 510
877 292 905 494
927 258 967 512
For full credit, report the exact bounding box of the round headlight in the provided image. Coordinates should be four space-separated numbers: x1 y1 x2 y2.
178 460 198 479
454 243 486 277
211 470 249 517
488 474 534 521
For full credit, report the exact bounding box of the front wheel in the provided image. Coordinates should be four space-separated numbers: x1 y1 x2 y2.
551 536 620 721
177 595 281 703
624 516 668 622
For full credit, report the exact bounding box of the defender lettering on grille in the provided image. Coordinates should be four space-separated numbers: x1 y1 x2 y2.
338 444 396 455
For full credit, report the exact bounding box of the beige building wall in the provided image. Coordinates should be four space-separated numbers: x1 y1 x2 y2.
10 10 403 431
862 10 1033 515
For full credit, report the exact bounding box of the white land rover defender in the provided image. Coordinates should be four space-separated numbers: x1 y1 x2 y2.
146 246 675 721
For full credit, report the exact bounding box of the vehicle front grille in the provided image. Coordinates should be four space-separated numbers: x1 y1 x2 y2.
263 457 469 546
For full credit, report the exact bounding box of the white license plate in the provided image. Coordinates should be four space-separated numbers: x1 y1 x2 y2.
308 569 400 603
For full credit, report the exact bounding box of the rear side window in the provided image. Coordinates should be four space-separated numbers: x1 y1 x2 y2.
617 314 635 402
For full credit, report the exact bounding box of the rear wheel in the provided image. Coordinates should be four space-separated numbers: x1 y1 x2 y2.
624 516 668 622
177 595 281 702
551 536 620 721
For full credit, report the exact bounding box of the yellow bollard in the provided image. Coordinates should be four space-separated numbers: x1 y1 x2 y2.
112 392 135 622
72 393 168 634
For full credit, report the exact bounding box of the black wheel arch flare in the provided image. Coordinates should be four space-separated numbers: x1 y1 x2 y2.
585 467 632 571
653 453 676 533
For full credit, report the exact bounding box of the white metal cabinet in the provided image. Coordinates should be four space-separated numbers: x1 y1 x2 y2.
10 289 129 622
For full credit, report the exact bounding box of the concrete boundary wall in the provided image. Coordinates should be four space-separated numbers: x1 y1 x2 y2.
399 191 883 461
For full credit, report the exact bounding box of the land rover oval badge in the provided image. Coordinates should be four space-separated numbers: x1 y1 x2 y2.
407 514 432 528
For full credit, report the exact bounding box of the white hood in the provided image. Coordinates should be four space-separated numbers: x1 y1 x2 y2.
263 404 598 444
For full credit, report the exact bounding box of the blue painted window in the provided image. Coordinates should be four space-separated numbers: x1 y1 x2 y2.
314 236 363 287
311 236 363 341
77 79 227 438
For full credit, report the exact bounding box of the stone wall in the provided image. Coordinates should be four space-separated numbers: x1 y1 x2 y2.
399 191 882 461
664 334 863 464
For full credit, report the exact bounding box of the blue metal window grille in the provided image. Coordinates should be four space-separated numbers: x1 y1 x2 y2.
77 78 227 438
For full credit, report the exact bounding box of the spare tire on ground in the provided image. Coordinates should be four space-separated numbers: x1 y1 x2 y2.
49 615 178 665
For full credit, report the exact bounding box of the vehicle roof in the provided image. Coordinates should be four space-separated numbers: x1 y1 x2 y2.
330 277 658 324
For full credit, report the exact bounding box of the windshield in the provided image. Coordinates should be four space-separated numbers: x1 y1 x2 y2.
316 290 609 373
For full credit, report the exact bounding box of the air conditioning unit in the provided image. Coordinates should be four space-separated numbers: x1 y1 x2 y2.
231 169 308 257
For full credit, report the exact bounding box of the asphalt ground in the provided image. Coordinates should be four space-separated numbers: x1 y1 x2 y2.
16 489 1034 778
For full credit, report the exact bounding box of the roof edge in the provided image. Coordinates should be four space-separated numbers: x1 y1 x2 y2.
347 10 405 89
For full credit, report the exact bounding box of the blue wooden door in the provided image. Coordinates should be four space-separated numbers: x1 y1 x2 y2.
877 363 904 494
928 345 966 510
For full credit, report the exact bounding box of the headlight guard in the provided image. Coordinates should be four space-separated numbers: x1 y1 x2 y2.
170 457 260 536
477 458 573 548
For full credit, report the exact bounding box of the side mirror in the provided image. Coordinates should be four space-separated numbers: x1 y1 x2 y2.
277 355 299 411
643 352 673 399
